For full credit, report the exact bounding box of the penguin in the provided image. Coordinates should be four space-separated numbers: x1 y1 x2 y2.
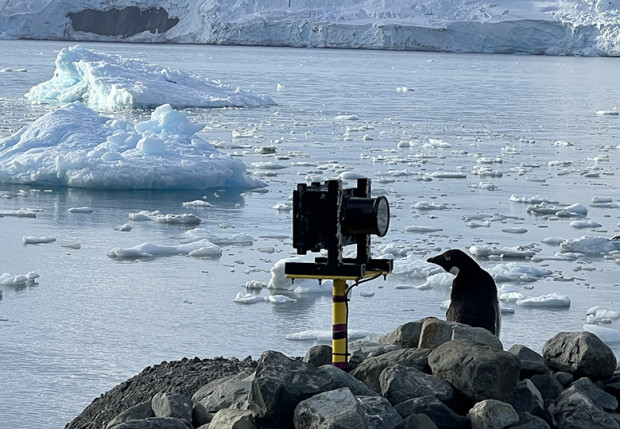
427 248 501 336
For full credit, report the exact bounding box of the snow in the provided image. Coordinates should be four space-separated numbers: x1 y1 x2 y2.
0 102 267 190
516 293 571 308
26 45 275 110
0 1 619 56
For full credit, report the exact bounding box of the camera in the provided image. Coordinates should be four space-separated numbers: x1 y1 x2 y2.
285 178 393 279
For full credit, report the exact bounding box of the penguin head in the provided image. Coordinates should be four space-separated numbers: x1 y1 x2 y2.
427 248 478 276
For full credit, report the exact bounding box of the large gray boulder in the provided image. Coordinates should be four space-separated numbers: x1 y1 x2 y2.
379 364 454 406
550 388 620 429
506 379 544 417
358 395 405 429
207 409 257 429
195 375 252 413
151 392 192 421
348 341 400 369
249 350 333 428
106 401 154 429
394 414 438 429
507 344 549 378
379 319 429 348
320 364 379 397
568 377 618 412
418 318 503 350
542 331 617 380
394 396 469 428
428 339 521 403
466 399 519 429
350 348 431 394
303 345 332 367
293 387 402 429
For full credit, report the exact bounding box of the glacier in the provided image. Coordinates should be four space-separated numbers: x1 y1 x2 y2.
1 0 620 56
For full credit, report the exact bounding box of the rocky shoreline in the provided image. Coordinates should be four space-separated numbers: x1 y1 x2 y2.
66 317 620 429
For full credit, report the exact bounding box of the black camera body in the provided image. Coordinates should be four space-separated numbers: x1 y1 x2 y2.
286 178 393 279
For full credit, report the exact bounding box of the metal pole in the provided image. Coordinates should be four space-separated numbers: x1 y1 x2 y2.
332 278 348 370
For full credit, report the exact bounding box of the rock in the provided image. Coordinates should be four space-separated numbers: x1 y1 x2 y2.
358 395 404 429
192 372 249 403
394 396 469 428
106 401 154 429
418 318 503 350
529 373 563 403
568 377 618 411
350 348 431 394
109 417 193 429
466 399 519 429
151 392 192 421
428 339 521 403
507 379 544 416
320 364 378 397
303 345 332 367
208 409 257 429
379 319 428 348
542 331 617 380
348 340 400 369
554 371 574 388
379 364 454 406
507 344 549 378
293 387 398 429
512 412 550 429
196 375 252 413
551 388 620 429
248 350 332 428
394 414 438 429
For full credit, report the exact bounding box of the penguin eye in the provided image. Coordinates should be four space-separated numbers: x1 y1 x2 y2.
445 256 451 261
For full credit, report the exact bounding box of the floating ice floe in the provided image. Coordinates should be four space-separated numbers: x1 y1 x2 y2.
233 292 297 304
583 325 620 345
516 293 571 308
586 306 620 324
526 202 587 217
411 201 447 211
559 236 620 257
285 329 369 342
172 228 255 246
489 262 553 283
182 200 211 208
266 258 332 294
596 110 620 116
0 209 37 218
391 256 444 279
26 45 275 109
569 220 602 229
23 236 56 245
334 114 359 121
510 195 559 205
417 272 454 290
68 207 93 214
107 240 222 261
404 225 443 233
113 223 132 232
0 272 39 286
246 280 267 290
469 245 538 259
0 103 266 190
430 171 467 179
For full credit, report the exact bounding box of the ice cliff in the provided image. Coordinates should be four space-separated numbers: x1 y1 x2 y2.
1 0 620 56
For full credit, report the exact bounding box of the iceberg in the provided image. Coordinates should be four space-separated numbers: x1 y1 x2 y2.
0 102 266 190
25 45 275 110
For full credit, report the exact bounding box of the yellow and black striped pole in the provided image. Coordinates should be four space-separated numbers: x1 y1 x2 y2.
332 278 349 370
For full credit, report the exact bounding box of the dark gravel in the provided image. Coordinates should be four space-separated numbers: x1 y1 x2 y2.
65 355 257 429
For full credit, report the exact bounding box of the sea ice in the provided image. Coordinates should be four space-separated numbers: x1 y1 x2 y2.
516 293 571 308
469 245 537 259
583 324 620 344
107 239 221 261
68 207 94 214
559 236 620 256
0 103 265 190
26 45 275 110
23 236 56 245
489 262 553 283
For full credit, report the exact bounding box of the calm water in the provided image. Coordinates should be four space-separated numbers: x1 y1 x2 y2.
1 41 620 428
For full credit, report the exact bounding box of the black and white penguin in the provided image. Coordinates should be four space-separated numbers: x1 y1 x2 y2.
427 249 501 336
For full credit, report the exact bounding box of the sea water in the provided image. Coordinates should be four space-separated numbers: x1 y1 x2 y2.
1 40 620 428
